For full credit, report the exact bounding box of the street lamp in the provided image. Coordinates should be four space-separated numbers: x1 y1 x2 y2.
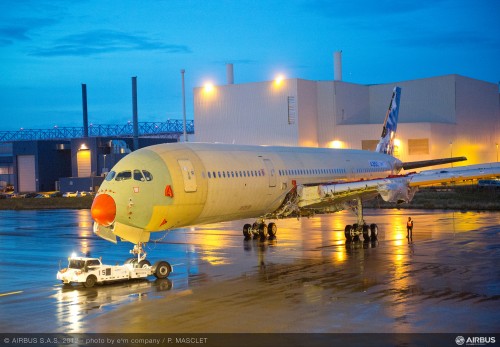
449 141 453 167
181 69 187 142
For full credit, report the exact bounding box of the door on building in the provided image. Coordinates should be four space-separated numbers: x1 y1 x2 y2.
263 159 276 187
17 155 36 192
177 159 197 192
77 150 91 177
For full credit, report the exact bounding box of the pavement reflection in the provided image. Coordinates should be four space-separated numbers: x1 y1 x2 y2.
0 209 499 333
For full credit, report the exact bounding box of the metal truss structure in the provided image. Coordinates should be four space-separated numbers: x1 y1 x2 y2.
0 120 194 142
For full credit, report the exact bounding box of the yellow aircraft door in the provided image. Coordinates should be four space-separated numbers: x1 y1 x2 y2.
263 158 276 187
178 159 197 192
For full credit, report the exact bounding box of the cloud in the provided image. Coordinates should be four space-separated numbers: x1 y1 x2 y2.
212 59 258 65
387 31 500 50
29 29 192 56
0 18 58 47
305 0 447 18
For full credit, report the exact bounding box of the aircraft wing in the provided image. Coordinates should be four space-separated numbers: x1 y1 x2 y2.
406 163 500 187
293 162 500 212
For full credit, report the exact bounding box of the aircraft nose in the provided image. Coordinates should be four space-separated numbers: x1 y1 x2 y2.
91 193 116 226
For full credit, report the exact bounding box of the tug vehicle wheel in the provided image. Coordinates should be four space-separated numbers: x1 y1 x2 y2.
153 261 172 279
83 275 97 288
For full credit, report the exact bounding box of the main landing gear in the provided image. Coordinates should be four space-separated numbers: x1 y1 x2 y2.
242 219 277 240
125 242 173 279
344 198 378 242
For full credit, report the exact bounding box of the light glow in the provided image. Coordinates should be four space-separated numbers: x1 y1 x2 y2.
204 82 214 93
329 140 343 149
274 74 285 86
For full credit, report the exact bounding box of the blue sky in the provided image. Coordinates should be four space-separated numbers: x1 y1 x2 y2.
1 0 499 130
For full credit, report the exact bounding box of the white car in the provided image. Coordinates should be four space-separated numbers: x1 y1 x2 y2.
57 256 172 288
62 191 78 198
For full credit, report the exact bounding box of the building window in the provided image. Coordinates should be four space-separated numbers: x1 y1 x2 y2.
408 138 430 155
287 96 296 125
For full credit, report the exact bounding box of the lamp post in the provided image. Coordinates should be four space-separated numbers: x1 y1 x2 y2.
449 141 453 167
181 69 187 142
496 143 498 162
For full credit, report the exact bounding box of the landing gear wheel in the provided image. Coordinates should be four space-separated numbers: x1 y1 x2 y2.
252 223 260 238
362 224 371 241
153 261 172 279
267 222 277 237
370 224 378 240
258 224 268 239
138 259 151 268
243 224 252 238
83 275 97 288
124 257 137 265
344 225 354 242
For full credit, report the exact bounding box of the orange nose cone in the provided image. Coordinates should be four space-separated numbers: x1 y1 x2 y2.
91 194 116 226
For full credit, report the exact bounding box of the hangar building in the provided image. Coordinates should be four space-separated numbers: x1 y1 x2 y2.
0 137 175 194
194 68 500 166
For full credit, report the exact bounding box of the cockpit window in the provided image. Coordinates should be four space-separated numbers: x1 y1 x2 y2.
134 169 145 181
105 171 116 181
115 171 132 181
142 170 153 181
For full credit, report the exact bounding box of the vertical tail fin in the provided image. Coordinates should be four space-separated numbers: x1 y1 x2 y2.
375 86 401 155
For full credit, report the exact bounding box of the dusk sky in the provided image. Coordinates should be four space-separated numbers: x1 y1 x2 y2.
1 0 499 131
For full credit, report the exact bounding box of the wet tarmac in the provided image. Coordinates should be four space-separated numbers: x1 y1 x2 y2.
0 209 499 334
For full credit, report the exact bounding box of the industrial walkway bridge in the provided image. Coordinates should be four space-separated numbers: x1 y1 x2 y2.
0 120 194 142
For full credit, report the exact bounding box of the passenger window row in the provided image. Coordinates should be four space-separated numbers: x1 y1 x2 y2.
105 170 153 182
200 167 347 179
278 168 346 176
355 168 385 173
202 169 266 179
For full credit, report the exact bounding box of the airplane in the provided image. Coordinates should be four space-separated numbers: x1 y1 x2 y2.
90 87 500 266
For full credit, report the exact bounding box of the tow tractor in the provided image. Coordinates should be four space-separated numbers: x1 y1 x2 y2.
57 244 172 288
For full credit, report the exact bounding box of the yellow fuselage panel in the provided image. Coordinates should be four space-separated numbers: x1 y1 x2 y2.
99 143 400 232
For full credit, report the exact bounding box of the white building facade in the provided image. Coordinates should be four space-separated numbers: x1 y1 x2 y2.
194 74 500 166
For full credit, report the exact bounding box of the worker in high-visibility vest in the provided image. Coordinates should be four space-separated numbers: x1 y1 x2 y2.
406 217 414 241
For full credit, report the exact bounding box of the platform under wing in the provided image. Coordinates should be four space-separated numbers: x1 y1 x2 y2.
296 162 500 210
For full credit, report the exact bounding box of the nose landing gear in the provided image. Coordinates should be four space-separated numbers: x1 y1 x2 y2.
125 242 173 279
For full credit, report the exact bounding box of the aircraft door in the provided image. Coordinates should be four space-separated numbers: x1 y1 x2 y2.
263 159 276 187
177 159 197 192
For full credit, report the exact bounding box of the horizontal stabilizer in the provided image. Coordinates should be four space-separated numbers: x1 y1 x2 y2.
402 156 467 170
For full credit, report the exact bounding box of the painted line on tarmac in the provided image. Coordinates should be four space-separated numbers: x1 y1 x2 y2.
0 291 23 297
